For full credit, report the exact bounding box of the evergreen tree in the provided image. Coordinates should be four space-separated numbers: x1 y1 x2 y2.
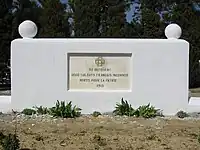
164 1 200 88
72 0 130 37
0 0 13 63
38 0 70 37
73 0 100 37
100 0 128 37
12 0 41 39
140 8 165 38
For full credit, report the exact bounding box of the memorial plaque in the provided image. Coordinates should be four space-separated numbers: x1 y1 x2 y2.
68 53 131 90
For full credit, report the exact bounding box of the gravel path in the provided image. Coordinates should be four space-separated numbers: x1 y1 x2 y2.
1 112 200 123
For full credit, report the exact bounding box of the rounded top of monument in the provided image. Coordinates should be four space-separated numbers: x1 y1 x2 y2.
165 23 182 39
18 20 37 38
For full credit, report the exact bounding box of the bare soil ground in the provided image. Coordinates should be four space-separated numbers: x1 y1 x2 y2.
0 89 200 150
1 115 200 150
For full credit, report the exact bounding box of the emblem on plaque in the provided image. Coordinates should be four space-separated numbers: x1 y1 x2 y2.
95 57 106 67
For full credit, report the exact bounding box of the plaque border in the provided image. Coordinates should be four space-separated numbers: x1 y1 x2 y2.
66 53 133 92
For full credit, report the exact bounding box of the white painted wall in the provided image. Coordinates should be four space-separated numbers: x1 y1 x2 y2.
10 21 191 115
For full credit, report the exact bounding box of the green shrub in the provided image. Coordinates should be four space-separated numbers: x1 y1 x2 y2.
134 103 159 118
0 107 21 150
198 134 200 144
176 110 189 118
33 106 49 115
21 108 36 115
0 133 20 150
92 111 101 117
49 100 81 118
0 132 5 143
113 98 135 116
113 98 160 118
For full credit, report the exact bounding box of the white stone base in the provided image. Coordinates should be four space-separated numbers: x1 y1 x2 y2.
1 96 200 115
0 96 11 113
187 97 200 112
189 97 200 105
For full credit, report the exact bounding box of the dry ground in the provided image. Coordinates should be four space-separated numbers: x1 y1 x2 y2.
0 88 200 150
0 115 200 150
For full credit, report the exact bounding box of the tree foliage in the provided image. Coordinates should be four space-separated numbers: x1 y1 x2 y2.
38 0 70 37
73 0 130 37
0 0 13 63
168 2 200 87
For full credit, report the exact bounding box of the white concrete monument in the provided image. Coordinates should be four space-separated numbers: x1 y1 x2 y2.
8 20 196 115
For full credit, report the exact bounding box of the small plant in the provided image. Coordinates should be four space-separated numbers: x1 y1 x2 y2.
198 134 200 144
0 132 5 143
93 134 107 146
113 98 161 118
0 133 20 150
0 109 21 150
113 98 135 116
197 132 200 144
134 103 159 118
33 106 49 115
176 110 189 118
92 111 101 117
21 108 36 115
49 100 81 118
